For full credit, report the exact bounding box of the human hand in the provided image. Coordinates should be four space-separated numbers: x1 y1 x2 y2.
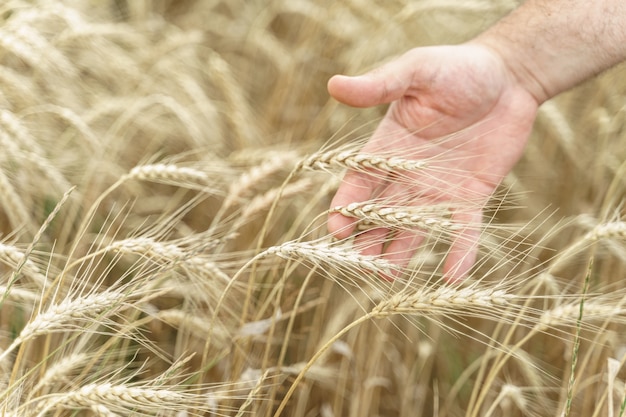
327 43 539 282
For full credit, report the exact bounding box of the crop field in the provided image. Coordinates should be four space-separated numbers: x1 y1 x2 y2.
1 1 626 416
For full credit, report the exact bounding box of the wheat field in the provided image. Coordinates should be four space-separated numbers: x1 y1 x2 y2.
1 1 626 416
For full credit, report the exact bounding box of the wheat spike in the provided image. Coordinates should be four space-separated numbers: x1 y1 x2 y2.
0 243 48 288
331 202 462 233
29 353 89 395
298 149 428 172
0 170 36 237
588 221 626 241
38 383 210 416
266 239 397 277
372 286 514 317
223 151 299 209
127 164 212 186
0 289 129 364
537 301 626 331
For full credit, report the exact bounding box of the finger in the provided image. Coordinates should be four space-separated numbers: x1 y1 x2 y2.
382 229 425 279
443 209 483 284
353 227 393 281
327 118 405 239
353 227 387 257
327 57 415 108
328 169 382 239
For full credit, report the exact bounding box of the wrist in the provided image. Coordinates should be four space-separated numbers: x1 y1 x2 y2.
467 0 626 106
467 36 550 106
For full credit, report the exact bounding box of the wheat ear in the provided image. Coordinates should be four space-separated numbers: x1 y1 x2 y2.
549 220 626 273
266 239 398 278
222 152 299 208
298 149 428 172
0 289 128 364
0 170 37 237
371 286 513 317
29 352 89 395
330 202 462 233
126 163 212 188
37 383 209 416
0 244 48 288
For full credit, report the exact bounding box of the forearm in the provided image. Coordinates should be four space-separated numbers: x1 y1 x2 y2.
471 0 626 104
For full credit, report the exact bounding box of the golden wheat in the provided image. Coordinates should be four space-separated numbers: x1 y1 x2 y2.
0 1 625 416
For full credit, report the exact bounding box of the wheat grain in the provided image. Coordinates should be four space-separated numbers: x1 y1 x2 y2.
184 256 231 283
549 220 626 273
484 383 528 417
107 236 186 261
105 237 231 284
90 404 122 417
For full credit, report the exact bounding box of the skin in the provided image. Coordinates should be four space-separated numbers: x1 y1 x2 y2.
327 0 626 282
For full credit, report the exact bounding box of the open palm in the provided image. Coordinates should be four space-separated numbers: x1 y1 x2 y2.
327 44 539 281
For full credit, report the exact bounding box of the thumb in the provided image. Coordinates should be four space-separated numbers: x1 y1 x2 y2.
327 56 414 108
